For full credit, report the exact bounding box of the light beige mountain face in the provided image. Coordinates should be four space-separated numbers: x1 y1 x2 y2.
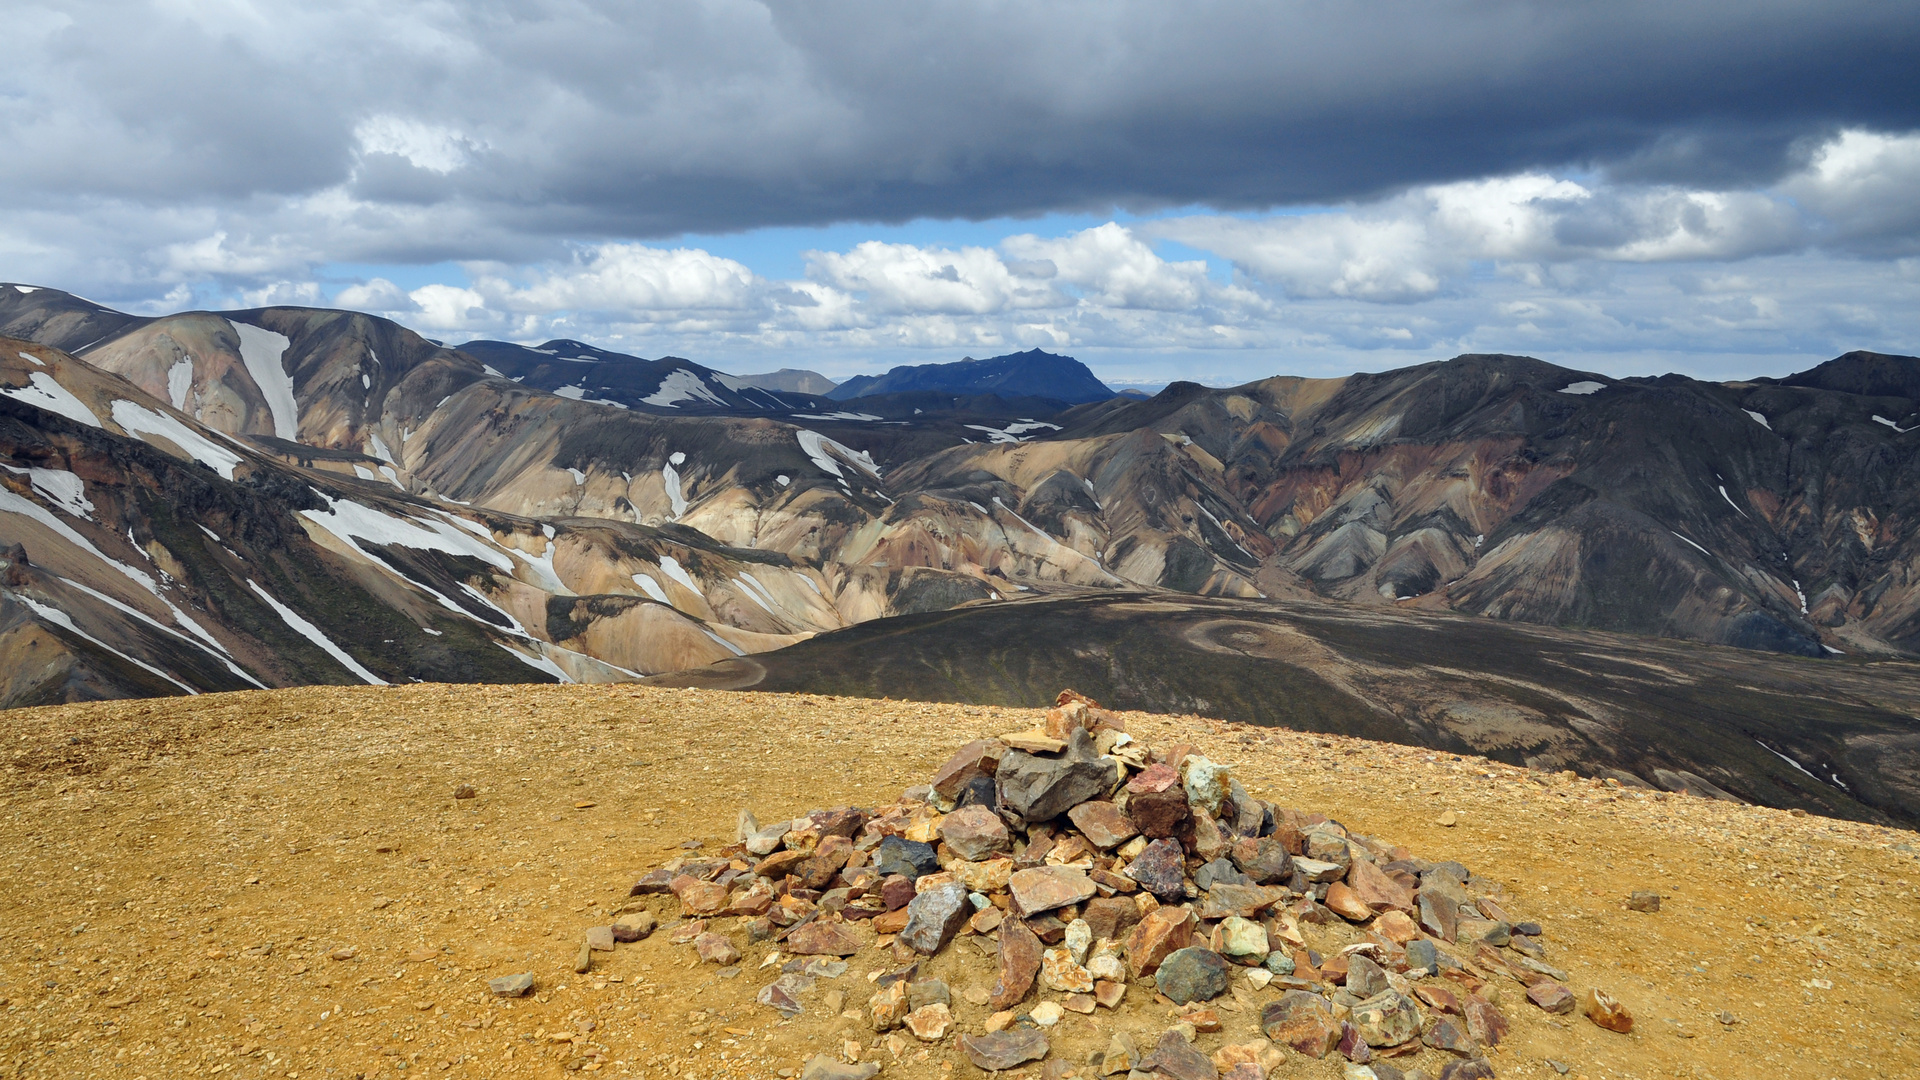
0 336 845 705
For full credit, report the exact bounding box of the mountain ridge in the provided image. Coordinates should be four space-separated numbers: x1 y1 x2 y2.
827 347 1116 404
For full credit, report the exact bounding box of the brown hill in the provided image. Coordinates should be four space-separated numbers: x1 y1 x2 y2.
1 684 1913 1078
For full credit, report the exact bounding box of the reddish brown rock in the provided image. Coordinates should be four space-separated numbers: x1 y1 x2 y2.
673 878 730 916
1414 984 1462 1015
1425 1017 1474 1053
1586 987 1634 1033
1324 881 1374 922
1126 762 1179 793
1228 836 1294 884
1262 990 1341 1058
1009 866 1096 917
1464 997 1510 1048
1347 857 1416 914
1527 981 1577 1014
785 919 865 957
1418 890 1460 942
931 739 1003 800
797 835 854 890
939 805 1011 861
1094 980 1126 1009
1067 801 1139 849
1128 786 1193 839
754 850 810 880
880 874 917 911
1082 895 1145 943
871 907 910 934
1372 909 1419 943
1137 1029 1217 1080
1124 905 1196 979
1123 837 1188 901
990 920 1044 1011
694 932 741 965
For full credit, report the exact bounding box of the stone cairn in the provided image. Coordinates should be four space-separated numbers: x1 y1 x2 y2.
590 692 1633 1079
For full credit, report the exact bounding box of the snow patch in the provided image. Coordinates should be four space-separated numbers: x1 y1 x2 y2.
657 555 701 596
482 364 504 377
229 321 298 441
361 373 370 389
642 368 729 408
56 575 263 687
1743 409 1771 430
792 411 884 422
700 627 746 657
554 385 587 400
3 372 101 427
566 467 586 485
1794 579 1807 614
1872 415 1915 433
28 467 93 520
796 430 882 480
1670 531 1712 557
1557 381 1606 395
377 465 403 490
167 358 194 409
367 432 395 464
631 574 670 604
662 462 686 518
775 474 790 487
669 451 686 466
19 350 44 366
1717 485 1748 517
111 400 243 478
12 285 38 293
298 494 515 572
1823 644 1844 654
17 596 197 694
247 579 385 684
495 642 574 683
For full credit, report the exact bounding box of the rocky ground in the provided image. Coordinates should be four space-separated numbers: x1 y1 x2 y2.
1 684 1916 1080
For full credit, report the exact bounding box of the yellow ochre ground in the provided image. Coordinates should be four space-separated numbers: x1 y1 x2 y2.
1 684 1916 1079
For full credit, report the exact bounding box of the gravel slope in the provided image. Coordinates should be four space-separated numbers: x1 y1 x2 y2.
2 684 1915 1079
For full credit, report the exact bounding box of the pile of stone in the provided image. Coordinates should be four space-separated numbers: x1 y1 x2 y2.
602 691 1633 1079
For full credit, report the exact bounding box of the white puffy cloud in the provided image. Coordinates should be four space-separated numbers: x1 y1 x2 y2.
805 242 1051 315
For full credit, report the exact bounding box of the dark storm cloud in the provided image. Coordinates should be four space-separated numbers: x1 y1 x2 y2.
4 0 1916 243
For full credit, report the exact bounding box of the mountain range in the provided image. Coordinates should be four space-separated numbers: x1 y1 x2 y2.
4 281 1919 820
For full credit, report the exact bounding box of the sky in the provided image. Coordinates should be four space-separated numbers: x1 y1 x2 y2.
4 2 1919 388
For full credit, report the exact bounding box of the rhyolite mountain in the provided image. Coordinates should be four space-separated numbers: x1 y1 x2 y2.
4 279 1920 821
827 348 1116 404
735 368 839 395
455 338 815 413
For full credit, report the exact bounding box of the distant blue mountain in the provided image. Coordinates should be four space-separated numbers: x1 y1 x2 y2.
826 349 1114 404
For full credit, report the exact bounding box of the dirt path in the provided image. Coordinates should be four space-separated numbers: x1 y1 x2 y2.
1 684 1916 1079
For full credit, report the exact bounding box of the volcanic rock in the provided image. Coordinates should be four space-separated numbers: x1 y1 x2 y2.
1156 947 1231 1004
1263 990 1342 1058
1229 836 1294 884
932 739 1003 801
1586 987 1633 1032
1139 1028 1219 1080
488 973 534 997
1067 801 1138 848
1009 866 1096 916
1527 981 1577 1014
939 805 1011 861
1125 904 1196 979
875 835 940 880
1351 990 1424 1047
961 1029 1050 1072
785 920 864 957
990 919 1044 1010
1128 785 1194 839
899 882 971 954
996 728 1119 822
1124 837 1189 900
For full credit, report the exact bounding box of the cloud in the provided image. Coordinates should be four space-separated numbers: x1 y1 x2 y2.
3 0 1916 258
1151 133 1920 302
